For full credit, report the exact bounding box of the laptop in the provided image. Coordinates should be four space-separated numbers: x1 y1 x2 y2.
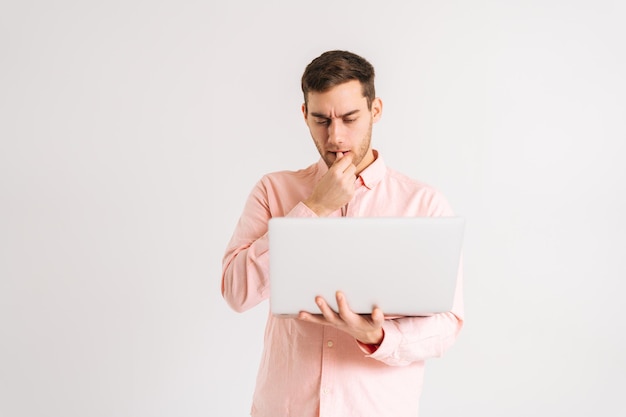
268 216 465 317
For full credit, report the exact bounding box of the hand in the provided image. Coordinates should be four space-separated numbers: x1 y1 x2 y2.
298 291 385 345
304 152 356 217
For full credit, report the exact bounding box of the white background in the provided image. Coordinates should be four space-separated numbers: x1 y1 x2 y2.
1 1 625 416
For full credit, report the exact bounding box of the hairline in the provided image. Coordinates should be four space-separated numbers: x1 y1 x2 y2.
303 81 373 113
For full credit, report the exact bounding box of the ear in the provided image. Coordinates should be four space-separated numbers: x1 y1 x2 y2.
301 103 308 121
371 97 383 122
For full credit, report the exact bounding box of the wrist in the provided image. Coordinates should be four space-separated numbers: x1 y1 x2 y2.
303 198 332 217
357 329 384 354
358 328 384 346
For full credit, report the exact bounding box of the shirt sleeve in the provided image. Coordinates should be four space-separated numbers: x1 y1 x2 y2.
360 185 465 366
221 178 316 312
362 262 464 366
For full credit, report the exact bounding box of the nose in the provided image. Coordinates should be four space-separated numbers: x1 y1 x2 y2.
328 120 345 147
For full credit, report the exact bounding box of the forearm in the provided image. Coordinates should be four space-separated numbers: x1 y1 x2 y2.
365 271 464 366
221 182 318 312
221 234 270 312
369 312 463 366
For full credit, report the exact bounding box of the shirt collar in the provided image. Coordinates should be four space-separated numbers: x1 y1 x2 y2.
315 149 386 190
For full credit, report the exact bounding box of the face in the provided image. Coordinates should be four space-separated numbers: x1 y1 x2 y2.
303 80 382 174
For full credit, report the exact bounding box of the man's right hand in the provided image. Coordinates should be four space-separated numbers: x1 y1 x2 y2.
304 152 357 217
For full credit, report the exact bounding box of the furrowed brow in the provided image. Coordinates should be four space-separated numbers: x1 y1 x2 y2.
339 109 360 118
310 109 360 119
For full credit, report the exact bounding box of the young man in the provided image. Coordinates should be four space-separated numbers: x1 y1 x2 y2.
222 50 464 417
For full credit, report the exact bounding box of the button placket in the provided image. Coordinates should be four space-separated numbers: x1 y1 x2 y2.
319 326 338 413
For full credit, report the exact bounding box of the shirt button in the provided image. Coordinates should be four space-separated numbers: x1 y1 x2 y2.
322 388 330 395
327 340 334 348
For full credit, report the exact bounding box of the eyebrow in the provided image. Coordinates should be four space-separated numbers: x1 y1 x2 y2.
310 109 361 119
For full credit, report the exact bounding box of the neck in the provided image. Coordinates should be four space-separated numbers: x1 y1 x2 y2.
355 149 376 176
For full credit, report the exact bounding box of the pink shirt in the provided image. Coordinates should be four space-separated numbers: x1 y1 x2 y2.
222 151 464 417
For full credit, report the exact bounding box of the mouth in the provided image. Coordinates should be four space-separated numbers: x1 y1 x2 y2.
324 150 351 166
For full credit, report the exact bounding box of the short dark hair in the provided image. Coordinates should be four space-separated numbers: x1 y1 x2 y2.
301 50 376 110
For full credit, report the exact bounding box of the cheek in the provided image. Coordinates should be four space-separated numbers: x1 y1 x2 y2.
310 131 327 148
354 122 370 138
308 122 324 133
312 127 330 142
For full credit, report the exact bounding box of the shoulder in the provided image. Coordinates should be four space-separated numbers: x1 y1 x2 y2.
245 163 319 216
384 166 437 193
383 167 454 216
251 162 319 197
260 162 318 185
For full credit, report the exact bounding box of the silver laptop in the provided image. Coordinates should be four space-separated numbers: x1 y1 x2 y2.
268 216 465 317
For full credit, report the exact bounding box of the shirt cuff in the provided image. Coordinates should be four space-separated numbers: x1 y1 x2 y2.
360 320 401 359
356 329 385 355
285 201 319 218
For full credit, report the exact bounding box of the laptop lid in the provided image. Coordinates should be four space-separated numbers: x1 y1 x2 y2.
268 216 465 317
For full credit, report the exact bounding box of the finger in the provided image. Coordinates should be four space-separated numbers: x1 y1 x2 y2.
336 291 358 322
316 296 341 323
331 152 354 171
341 152 355 166
298 311 325 324
343 162 357 178
371 306 385 327
333 159 356 184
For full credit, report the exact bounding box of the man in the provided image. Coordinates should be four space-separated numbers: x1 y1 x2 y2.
222 50 463 417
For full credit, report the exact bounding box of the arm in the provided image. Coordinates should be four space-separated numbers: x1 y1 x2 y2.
368 264 464 366
221 180 271 312
223 155 357 312
221 179 316 312
364 187 466 365
299 265 464 366
300 187 465 365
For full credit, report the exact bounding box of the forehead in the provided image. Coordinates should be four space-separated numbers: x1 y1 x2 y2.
306 80 368 114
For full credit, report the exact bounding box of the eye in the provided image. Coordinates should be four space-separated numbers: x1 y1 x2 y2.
343 118 356 124
315 119 330 126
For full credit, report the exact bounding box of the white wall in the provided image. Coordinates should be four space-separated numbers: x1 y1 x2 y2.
1 1 625 416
